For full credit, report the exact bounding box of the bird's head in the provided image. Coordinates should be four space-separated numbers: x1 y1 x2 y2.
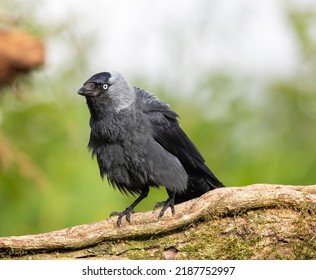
77 71 135 112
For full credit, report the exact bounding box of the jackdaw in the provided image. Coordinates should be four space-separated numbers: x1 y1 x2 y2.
77 71 224 226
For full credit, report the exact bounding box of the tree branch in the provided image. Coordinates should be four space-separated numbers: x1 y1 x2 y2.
1 184 316 259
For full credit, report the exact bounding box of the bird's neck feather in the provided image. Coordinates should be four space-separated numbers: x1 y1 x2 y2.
109 84 136 113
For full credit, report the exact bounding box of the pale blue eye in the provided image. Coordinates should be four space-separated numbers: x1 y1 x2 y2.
102 84 108 90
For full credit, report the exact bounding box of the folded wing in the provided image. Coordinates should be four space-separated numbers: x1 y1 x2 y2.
135 87 224 203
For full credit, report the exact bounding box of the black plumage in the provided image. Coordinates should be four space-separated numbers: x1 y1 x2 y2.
77 71 224 226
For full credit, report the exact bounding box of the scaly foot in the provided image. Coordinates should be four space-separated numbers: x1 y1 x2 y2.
110 206 135 226
154 196 175 219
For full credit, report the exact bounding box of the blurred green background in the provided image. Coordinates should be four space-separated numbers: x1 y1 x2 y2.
1 0 316 236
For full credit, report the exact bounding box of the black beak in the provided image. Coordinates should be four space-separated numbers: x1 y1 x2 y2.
77 86 96 97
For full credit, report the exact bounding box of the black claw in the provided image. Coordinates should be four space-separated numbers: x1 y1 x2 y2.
153 201 165 210
110 207 134 226
170 204 175 215
109 211 120 217
155 195 176 219
117 215 123 227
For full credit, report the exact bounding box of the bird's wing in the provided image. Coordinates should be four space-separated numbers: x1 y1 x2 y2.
135 88 221 186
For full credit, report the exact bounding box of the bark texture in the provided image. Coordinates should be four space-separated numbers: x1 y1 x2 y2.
1 184 316 259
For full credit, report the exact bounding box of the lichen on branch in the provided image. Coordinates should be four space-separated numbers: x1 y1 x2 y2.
1 184 316 259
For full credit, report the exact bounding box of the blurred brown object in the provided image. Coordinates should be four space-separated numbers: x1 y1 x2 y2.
0 28 45 86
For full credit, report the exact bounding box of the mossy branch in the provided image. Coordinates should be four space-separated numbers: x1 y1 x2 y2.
1 184 316 259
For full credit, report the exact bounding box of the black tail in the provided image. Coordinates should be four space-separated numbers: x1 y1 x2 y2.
173 171 224 204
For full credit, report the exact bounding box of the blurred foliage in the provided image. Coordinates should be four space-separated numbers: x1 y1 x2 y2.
0 1 316 236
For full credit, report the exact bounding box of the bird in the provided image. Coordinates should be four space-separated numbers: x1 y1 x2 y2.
77 71 224 226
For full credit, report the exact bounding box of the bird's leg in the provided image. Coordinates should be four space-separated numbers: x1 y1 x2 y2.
110 187 149 226
154 192 176 219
